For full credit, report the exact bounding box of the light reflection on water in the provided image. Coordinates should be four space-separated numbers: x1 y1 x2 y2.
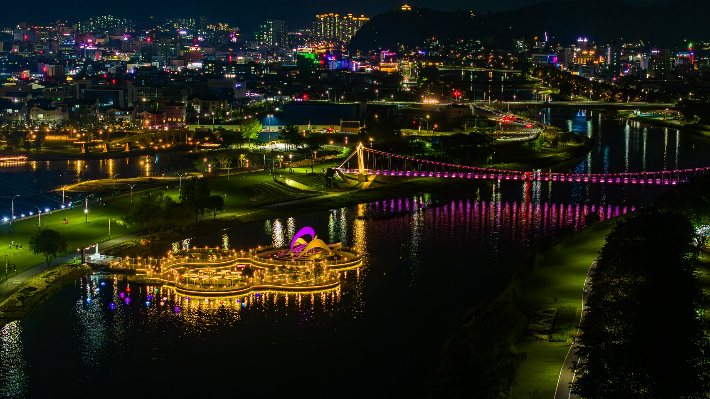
7 187 633 396
0 321 28 398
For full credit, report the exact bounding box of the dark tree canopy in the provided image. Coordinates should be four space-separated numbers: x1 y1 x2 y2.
123 192 192 244
28 228 68 268
179 176 211 223
572 209 710 398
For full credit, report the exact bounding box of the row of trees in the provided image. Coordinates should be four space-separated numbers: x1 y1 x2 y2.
572 208 710 397
1 129 46 152
122 176 224 244
533 66 646 103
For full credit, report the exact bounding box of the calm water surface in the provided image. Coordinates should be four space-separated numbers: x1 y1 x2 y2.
1 108 709 396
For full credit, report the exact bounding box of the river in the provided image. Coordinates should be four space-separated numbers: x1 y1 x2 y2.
1 108 709 397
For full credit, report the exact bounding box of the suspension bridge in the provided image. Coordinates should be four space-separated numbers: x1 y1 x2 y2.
338 143 707 185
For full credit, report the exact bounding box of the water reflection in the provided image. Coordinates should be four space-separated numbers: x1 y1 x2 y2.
0 321 28 397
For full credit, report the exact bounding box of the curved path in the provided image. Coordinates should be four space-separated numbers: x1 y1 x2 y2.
553 259 596 399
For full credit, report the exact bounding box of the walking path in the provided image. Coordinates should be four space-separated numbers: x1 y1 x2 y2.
553 259 596 399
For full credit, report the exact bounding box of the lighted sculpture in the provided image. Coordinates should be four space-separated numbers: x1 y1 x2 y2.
282 227 343 260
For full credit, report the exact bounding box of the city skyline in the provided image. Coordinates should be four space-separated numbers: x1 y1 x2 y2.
0 0 679 32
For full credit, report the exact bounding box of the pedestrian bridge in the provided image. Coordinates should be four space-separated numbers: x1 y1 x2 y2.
339 144 708 186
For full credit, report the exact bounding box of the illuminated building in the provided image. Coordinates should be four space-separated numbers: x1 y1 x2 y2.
649 48 671 79
312 13 369 45
255 19 288 48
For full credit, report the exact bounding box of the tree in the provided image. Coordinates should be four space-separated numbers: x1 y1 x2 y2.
4 131 23 151
34 128 46 153
572 210 710 398
280 125 304 150
214 151 234 169
207 195 225 220
180 176 211 223
193 159 210 173
122 192 191 245
241 118 261 145
28 229 68 268
305 133 328 153
123 192 167 245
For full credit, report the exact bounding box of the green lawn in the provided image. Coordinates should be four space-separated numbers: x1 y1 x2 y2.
511 226 613 398
512 342 572 399
0 169 296 280
0 194 137 279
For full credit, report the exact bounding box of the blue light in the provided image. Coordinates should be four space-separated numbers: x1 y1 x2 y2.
145 301 150 306
86 298 91 303
109 303 115 309
100 281 105 286
241 302 246 307
147 295 152 300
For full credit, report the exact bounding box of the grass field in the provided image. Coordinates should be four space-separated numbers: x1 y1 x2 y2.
511 225 613 399
0 169 285 281
513 342 573 399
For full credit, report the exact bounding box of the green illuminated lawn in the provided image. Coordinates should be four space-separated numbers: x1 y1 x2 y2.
511 226 614 398
513 342 572 399
0 169 299 281
0 193 137 279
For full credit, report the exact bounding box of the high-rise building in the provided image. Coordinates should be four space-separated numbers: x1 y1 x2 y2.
255 19 288 48
312 13 368 45
649 48 671 79
605 40 621 75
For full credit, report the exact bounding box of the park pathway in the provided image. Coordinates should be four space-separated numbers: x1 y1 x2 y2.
554 259 596 399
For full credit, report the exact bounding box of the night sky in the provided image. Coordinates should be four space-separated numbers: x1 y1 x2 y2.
1 0 670 33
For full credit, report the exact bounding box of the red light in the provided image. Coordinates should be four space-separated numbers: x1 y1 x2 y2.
526 124 533 128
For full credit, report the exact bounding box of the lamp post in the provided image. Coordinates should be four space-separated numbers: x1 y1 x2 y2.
4 253 12 286
32 206 41 229
84 198 88 223
112 174 120 195
267 114 273 144
10 195 20 233
62 185 67 206
129 184 137 205
176 173 186 193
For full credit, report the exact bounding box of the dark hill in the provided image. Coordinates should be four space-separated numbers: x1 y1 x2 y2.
349 1 710 51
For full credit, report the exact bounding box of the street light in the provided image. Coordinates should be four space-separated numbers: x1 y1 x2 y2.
84 198 88 223
32 206 41 229
61 185 67 206
267 114 273 144
4 253 13 285
112 174 120 195
176 173 186 193
129 184 137 205
10 195 20 233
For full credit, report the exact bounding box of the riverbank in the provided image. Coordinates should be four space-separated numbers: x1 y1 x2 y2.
438 214 618 397
510 221 616 398
622 114 710 140
0 263 90 328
